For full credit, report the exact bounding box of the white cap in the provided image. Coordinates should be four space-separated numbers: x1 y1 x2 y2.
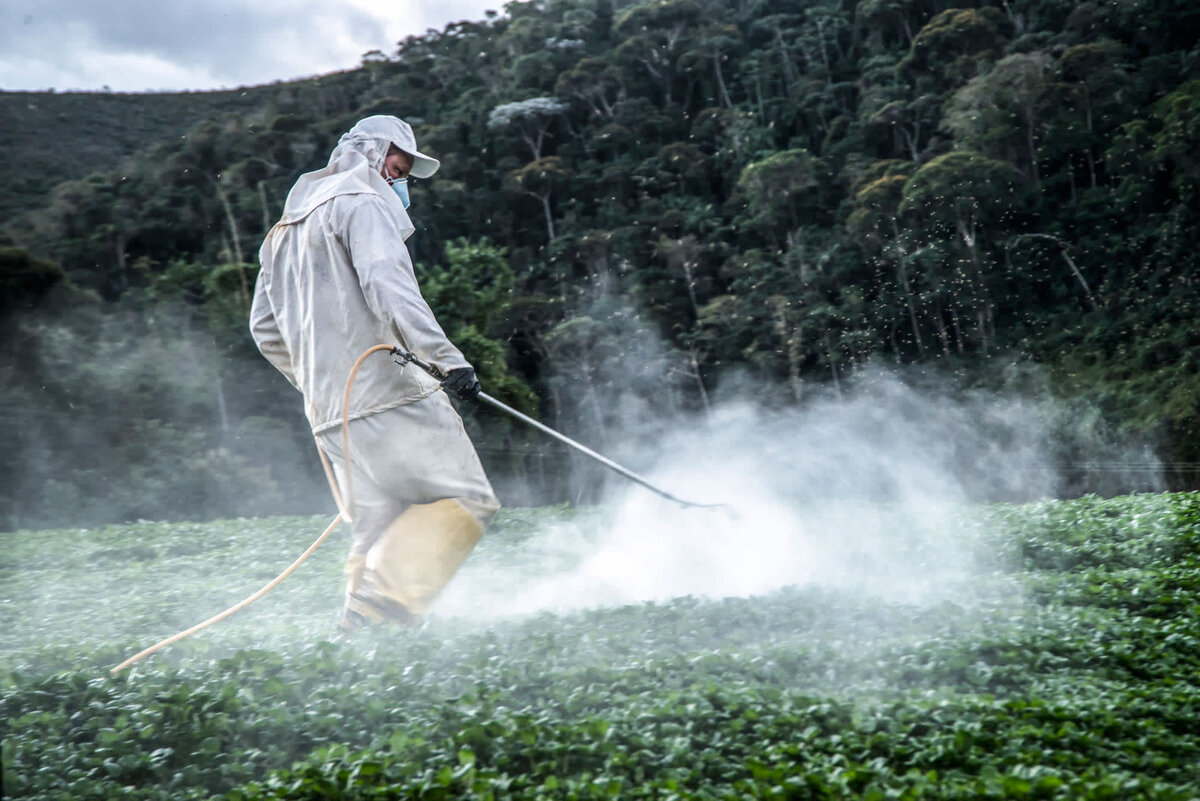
335 115 441 179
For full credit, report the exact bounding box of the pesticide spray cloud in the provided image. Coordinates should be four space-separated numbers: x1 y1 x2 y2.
439 364 1164 621
1 298 330 531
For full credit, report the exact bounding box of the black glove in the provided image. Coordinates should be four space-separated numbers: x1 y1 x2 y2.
441 366 481 400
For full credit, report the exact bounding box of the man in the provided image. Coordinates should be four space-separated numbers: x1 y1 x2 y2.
250 115 500 631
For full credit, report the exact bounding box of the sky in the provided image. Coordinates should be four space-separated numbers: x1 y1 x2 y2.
0 0 506 93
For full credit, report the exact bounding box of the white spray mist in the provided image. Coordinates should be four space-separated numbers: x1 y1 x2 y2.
439 365 1163 622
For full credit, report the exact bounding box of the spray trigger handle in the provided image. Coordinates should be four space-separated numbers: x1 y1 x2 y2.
391 347 444 381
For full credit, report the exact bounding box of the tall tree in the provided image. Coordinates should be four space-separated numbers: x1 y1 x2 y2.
1055 39 1129 190
556 57 626 120
846 165 927 357
488 97 569 160
901 7 1012 86
736 149 824 248
613 0 703 108
507 156 572 243
899 150 1024 352
942 51 1055 186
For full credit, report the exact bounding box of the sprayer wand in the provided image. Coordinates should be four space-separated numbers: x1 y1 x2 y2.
394 347 719 510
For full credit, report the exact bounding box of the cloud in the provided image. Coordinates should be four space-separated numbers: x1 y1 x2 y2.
0 0 502 92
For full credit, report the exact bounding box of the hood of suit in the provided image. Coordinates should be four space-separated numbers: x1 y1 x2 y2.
276 115 440 241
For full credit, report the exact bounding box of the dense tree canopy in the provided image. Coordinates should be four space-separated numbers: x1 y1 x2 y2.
1 0 1198 528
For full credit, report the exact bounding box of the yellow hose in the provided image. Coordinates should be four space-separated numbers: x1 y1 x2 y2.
110 344 399 675
336 343 399 523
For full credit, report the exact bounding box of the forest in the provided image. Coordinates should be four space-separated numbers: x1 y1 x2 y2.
1 0 1198 530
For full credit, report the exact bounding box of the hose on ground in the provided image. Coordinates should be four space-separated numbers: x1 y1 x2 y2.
108 514 343 674
110 344 398 675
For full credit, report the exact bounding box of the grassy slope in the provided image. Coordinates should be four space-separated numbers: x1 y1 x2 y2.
0 74 358 225
1 91 245 224
3 497 1200 799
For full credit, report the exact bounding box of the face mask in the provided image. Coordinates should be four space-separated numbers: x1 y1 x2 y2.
387 177 411 209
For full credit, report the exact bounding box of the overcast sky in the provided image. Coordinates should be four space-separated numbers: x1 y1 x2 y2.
1 0 505 93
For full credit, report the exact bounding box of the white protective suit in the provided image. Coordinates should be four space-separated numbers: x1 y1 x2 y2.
250 116 499 626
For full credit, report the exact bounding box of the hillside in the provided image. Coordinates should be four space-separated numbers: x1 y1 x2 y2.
0 71 365 223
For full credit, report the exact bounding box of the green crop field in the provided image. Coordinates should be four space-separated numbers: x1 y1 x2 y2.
3 495 1200 799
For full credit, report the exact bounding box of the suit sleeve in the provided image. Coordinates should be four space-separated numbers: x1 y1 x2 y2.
340 196 470 376
249 262 301 390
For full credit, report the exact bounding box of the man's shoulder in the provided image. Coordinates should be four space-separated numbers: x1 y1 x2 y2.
328 191 410 245
327 190 389 221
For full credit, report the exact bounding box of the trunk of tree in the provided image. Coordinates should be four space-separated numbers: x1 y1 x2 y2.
932 301 952 358
114 228 128 292
815 18 833 85
824 330 842 394
901 121 920 162
215 369 231 434
1023 105 1040 187
258 180 274 232
891 219 926 358
215 181 251 313
581 362 609 451
1060 249 1097 311
814 107 832 136
640 53 673 107
897 258 926 359
596 90 615 119
796 40 817 72
753 70 767 124
713 50 733 109
688 348 711 415
951 306 965 354
523 130 544 161
774 30 796 94
1018 233 1098 311
770 297 803 402
556 348 606 504
532 435 545 504
680 259 700 321
683 74 701 115
1000 0 1022 33
590 249 614 296
544 361 568 499
537 192 556 241
1081 85 1098 188
957 213 993 352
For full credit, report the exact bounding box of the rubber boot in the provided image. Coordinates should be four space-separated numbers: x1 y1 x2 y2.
338 555 367 632
345 499 483 626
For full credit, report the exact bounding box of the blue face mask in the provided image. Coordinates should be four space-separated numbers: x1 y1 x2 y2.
388 177 411 209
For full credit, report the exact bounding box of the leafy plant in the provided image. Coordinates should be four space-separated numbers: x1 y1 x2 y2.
4 495 1200 798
